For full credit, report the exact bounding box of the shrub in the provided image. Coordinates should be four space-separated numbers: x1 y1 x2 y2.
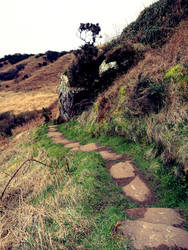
68 44 100 90
1 53 33 64
0 69 19 81
129 77 166 114
0 63 26 81
0 110 39 137
38 61 48 68
35 53 44 58
22 74 29 80
120 0 188 47
16 63 26 71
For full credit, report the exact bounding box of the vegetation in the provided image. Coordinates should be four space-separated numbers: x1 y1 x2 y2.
0 110 39 136
0 53 33 64
45 50 67 63
0 63 26 81
57 120 188 209
0 125 135 249
118 0 188 48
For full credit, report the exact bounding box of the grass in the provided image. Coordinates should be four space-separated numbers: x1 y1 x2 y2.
0 124 136 249
0 89 57 115
57 120 188 211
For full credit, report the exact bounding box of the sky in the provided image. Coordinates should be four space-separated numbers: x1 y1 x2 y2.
0 0 157 58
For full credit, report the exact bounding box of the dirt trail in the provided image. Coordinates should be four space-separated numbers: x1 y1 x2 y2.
47 125 188 249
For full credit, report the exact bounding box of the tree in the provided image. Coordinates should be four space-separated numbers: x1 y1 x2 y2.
78 23 101 45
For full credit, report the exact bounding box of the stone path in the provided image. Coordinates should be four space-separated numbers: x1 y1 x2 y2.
47 126 188 249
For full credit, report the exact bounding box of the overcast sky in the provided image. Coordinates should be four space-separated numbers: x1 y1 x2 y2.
0 0 157 58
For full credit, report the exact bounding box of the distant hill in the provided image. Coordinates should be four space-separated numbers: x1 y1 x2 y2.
0 51 74 137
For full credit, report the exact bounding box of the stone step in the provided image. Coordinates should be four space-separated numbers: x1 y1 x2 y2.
79 143 105 152
64 142 81 148
99 150 122 161
125 208 185 227
117 220 188 249
122 176 152 203
110 161 135 179
47 131 62 137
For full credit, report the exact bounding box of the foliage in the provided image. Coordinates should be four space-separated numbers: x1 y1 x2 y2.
0 68 19 81
0 53 33 64
0 63 26 81
129 77 166 114
66 23 103 95
0 124 135 248
78 23 101 45
58 120 188 208
0 110 39 136
44 50 67 63
119 0 188 48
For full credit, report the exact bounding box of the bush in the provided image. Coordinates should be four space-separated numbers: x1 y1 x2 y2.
67 44 100 90
44 50 67 63
120 0 188 47
0 69 19 81
16 63 26 71
0 53 33 64
22 74 29 80
38 61 48 68
129 77 166 114
0 63 26 81
0 110 39 137
35 53 44 58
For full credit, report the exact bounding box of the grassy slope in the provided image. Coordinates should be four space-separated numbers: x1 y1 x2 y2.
0 53 74 138
78 18 188 178
58 121 188 210
0 125 136 249
0 53 74 114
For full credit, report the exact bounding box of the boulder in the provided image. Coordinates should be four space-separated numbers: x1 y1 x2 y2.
117 220 188 249
57 74 90 122
99 60 117 76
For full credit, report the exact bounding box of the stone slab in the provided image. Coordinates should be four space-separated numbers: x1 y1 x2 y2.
99 150 122 161
52 138 71 144
110 161 135 179
64 142 81 148
79 143 105 152
117 220 188 249
126 208 185 227
122 176 150 202
71 147 81 152
47 131 63 137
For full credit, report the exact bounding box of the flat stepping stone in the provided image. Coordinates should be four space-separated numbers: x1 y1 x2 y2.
64 142 81 148
110 161 135 179
47 131 62 137
79 143 105 152
52 137 71 144
122 176 151 203
117 220 188 249
125 208 185 227
99 150 122 161
48 127 57 132
71 147 81 152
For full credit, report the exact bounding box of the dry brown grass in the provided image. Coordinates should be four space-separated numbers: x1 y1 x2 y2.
0 129 91 249
0 53 74 116
0 53 74 140
0 90 57 115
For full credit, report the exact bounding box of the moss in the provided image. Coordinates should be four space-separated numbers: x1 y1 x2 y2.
93 101 99 113
118 86 126 97
165 65 182 80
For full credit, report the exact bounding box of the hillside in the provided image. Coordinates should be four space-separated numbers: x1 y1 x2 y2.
0 51 74 138
0 0 188 249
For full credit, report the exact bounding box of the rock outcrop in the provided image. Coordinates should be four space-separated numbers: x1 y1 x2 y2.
57 44 137 123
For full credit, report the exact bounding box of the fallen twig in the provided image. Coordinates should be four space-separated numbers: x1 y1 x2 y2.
0 158 48 200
